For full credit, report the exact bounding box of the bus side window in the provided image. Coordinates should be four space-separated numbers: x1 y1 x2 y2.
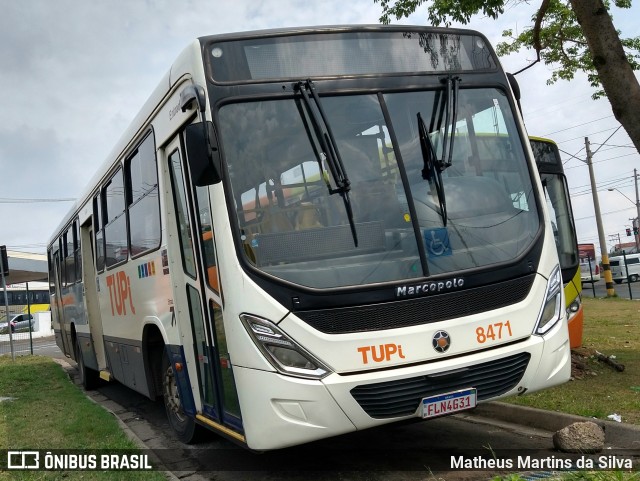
127 133 161 257
74 220 82 282
94 194 105 272
104 169 128 267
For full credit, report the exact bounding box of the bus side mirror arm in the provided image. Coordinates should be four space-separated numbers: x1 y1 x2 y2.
180 84 222 186
180 85 206 113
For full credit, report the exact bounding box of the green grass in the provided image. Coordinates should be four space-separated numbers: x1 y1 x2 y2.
504 297 640 425
0 355 167 480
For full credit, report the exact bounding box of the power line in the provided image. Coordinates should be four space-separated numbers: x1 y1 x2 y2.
542 115 614 137
558 147 585 165
590 143 635 149
574 206 635 221
555 126 621 144
570 176 635 193
525 93 595 118
564 151 639 170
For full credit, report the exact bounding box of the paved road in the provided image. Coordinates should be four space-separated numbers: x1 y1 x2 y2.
72 367 567 481
581 278 640 299
0 334 63 358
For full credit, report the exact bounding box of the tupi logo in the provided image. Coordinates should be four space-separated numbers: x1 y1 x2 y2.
106 271 136 316
357 343 405 364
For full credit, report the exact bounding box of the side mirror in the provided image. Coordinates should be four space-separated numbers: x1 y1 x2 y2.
184 121 222 186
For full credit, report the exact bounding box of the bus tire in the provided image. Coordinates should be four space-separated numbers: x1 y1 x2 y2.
629 274 639 283
75 338 100 390
614 279 622 284
162 351 202 443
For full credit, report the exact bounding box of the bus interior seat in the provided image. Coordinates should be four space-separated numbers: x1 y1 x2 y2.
338 135 382 183
261 206 294 232
336 135 405 227
295 202 323 230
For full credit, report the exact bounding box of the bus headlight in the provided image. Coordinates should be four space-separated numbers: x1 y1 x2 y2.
240 313 331 379
534 265 563 335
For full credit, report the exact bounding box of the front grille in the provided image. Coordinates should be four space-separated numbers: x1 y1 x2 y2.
350 352 530 419
296 274 535 334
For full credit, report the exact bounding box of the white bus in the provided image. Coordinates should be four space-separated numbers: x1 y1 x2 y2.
48 26 570 450
1 282 50 318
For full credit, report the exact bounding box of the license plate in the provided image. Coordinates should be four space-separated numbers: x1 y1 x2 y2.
421 388 477 419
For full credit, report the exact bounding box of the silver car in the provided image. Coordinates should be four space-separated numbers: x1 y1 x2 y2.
0 313 34 334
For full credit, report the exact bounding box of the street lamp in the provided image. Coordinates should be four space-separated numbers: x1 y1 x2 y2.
608 186 640 253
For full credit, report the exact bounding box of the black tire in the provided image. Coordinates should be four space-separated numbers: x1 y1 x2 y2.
162 350 202 443
629 274 639 283
614 279 622 284
75 337 101 390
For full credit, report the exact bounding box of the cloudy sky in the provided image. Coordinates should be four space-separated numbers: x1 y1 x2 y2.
1 0 639 260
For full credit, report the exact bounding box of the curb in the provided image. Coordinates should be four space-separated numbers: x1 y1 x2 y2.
52 358 180 481
473 401 640 449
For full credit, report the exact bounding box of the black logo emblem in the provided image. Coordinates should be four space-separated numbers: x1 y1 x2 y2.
432 330 451 353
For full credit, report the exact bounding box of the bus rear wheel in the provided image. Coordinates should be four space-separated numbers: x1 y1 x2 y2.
161 351 202 443
629 274 639 283
75 338 100 390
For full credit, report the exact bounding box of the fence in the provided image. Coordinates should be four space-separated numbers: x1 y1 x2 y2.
0 308 53 357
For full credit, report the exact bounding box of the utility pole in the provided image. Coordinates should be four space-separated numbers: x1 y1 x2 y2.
586 137 615 297
635 168 640 252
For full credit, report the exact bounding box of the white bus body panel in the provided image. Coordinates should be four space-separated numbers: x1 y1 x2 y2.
279 275 548 373
223 222 570 449
234 319 569 450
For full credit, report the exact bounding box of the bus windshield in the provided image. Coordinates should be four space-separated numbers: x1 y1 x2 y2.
220 89 539 289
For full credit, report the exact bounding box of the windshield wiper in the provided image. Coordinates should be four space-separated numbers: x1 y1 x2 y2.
418 112 447 226
295 79 358 246
417 76 461 227
439 75 460 172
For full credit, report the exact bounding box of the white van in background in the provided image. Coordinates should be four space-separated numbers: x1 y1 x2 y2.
610 253 640 284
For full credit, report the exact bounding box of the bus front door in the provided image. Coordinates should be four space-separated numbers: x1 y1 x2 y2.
165 133 243 440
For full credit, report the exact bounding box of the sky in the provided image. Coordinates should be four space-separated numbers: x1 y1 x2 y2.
1 0 639 260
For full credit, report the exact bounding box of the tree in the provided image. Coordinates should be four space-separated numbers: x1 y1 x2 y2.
374 0 640 152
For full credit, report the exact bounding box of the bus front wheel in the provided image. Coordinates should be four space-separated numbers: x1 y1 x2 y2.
161 351 202 443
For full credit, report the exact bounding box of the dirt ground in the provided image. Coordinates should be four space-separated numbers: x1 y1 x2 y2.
571 347 625 379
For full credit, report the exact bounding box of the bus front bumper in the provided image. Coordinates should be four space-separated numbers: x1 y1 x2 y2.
233 321 570 450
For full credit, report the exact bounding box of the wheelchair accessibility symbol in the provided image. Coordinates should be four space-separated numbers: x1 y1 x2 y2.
424 228 452 257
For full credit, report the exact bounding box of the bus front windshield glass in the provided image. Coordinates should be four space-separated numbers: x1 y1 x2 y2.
219 89 540 288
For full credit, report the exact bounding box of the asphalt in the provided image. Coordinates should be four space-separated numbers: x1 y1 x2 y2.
53 358 640 480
